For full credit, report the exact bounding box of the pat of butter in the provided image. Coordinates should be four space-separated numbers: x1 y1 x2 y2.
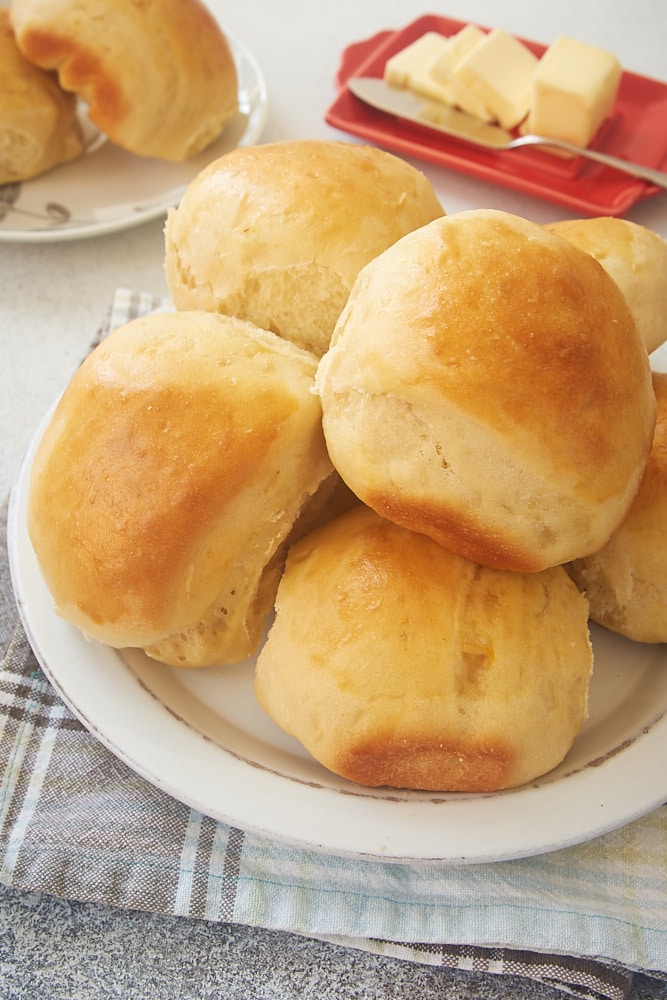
530 35 622 148
454 27 538 129
429 24 486 82
384 32 450 98
384 27 493 122
427 25 493 122
442 76 494 122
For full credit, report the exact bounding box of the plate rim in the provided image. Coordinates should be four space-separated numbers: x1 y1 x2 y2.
0 30 268 244
7 390 667 865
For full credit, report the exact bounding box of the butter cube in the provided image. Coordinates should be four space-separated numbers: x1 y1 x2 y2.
454 28 538 129
530 35 622 147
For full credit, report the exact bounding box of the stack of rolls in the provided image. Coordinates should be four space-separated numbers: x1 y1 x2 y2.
26 137 667 793
257 207 660 792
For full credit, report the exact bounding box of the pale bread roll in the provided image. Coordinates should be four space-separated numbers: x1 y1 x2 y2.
315 209 656 572
0 8 83 183
28 311 333 668
255 505 593 792
546 217 667 355
10 0 238 161
164 139 445 356
568 371 667 643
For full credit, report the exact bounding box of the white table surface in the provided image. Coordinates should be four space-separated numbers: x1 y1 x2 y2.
1 0 666 502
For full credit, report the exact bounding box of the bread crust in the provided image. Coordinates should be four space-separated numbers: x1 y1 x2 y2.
316 210 656 572
0 8 83 183
546 217 667 355
255 506 593 792
28 311 333 667
568 371 667 642
10 0 238 160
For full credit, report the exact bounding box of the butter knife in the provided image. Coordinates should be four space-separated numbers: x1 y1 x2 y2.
347 77 667 190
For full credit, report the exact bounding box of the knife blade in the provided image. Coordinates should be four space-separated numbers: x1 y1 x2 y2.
346 76 515 149
346 76 667 190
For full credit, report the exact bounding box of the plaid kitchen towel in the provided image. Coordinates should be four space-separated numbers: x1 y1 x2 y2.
1 289 667 1000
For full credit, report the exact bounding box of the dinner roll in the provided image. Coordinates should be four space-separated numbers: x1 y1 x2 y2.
164 139 445 356
28 311 333 668
0 8 83 183
315 209 656 572
255 505 593 792
567 371 667 643
546 217 667 355
9 0 238 161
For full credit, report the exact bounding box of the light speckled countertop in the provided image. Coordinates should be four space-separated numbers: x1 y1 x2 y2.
2 1 667 996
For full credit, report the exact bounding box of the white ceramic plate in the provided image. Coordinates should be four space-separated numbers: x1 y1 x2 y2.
0 33 267 243
8 345 667 863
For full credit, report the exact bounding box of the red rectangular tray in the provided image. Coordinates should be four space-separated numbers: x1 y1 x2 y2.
325 14 667 216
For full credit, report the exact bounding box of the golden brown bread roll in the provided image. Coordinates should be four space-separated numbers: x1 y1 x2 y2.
0 8 83 183
545 217 667 355
28 311 333 668
164 139 445 356
9 0 238 161
567 371 667 643
315 209 656 573
255 505 593 792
